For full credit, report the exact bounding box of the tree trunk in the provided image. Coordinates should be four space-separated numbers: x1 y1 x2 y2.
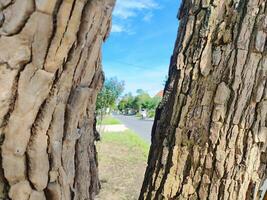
140 0 267 199
0 0 114 199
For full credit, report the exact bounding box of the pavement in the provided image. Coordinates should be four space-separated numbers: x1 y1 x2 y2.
113 114 153 142
261 180 267 200
97 124 128 133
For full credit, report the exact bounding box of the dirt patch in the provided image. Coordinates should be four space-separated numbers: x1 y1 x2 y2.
96 138 148 200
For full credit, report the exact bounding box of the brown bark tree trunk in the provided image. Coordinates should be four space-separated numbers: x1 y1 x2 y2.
0 0 115 199
140 0 267 199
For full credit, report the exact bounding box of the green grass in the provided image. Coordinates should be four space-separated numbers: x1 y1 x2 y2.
135 113 142 119
96 129 149 199
101 130 150 160
97 116 122 125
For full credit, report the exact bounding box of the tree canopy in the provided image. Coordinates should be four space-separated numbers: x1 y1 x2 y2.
118 90 161 116
96 77 125 113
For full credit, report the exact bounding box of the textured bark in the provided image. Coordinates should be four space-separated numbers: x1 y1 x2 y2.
140 0 267 199
0 0 115 199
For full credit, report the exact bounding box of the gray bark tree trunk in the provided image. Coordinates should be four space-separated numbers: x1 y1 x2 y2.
140 0 267 199
0 0 115 199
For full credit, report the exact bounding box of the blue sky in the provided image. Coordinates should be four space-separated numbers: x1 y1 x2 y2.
103 0 181 96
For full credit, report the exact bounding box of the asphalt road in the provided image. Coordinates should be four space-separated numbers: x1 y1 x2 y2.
113 114 153 142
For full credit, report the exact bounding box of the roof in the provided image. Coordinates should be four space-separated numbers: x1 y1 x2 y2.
155 90 164 98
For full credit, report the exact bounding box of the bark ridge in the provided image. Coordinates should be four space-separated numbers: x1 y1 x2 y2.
140 0 267 199
0 0 115 199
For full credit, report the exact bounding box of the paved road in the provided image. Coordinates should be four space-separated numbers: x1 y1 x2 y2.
113 114 153 142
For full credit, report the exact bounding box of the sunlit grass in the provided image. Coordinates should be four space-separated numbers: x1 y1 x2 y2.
96 129 149 199
100 130 149 160
97 115 122 125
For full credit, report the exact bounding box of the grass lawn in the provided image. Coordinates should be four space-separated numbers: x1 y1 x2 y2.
97 115 121 125
96 130 150 200
101 130 149 160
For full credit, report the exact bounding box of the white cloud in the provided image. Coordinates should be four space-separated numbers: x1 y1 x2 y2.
112 0 158 34
111 23 136 35
111 24 125 33
143 12 153 22
113 0 158 19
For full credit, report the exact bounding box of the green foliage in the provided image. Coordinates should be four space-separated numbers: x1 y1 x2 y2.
117 93 136 113
96 77 124 114
135 113 142 119
148 110 156 118
118 89 162 117
136 89 145 95
134 92 150 110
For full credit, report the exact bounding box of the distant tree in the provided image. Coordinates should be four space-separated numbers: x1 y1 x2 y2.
134 91 161 111
136 89 146 95
118 93 134 112
150 96 162 109
96 77 124 115
118 90 162 117
136 92 152 110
